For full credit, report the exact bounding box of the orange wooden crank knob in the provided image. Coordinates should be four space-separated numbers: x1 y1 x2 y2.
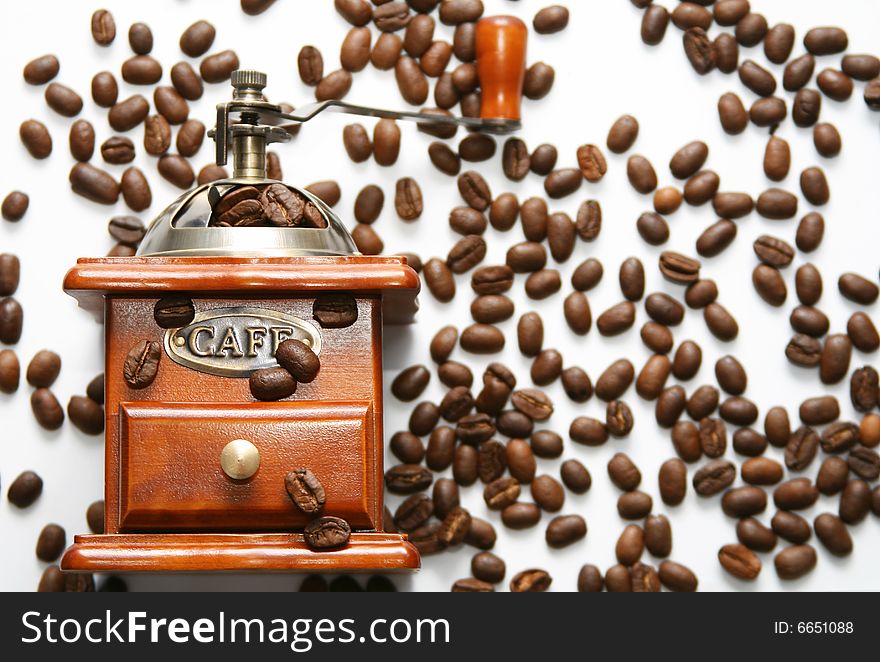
475 15 528 122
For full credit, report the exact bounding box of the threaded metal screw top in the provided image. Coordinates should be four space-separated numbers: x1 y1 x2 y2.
231 69 267 89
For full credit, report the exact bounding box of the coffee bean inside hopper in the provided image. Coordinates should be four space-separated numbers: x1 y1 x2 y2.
208 184 327 228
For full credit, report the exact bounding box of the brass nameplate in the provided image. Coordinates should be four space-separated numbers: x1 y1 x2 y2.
163 306 322 377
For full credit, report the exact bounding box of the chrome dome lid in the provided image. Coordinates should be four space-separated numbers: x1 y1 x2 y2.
136 178 359 257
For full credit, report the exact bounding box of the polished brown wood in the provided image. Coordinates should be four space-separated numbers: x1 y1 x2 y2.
61 256 420 572
63 533 419 572
476 15 528 121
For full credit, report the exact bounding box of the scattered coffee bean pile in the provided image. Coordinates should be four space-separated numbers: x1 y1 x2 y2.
208 184 328 228
2 1 879 591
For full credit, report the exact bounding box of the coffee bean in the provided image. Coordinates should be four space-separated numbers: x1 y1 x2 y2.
818 334 851 385
752 264 787 306
309 294 357 331
816 456 849 496
693 459 736 496
714 1 750 25
681 27 715 74
471 265 512 295
1 191 28 223
618 257 645 301
403 13 434 57
626 155 657 194
176 119 205 157
717 92 748 134
739 457 782 487
446 235 485 274
340 125 372 164
595 302 635 337
100 136 135 165
391 177 422 221
0 254 19 298
672 341 702 382
698 417 726 458
156 155 193 190
712 355 745 396
0 297 22 344
774 544 817 580
605 400 633 438
719 396 758 426
838 272 879 305
87 72 117 109
618 491 653 520
851 367 879 412
635 211 668 246
531 474 565 512
816 70 852 102
791 88 821 128
812 513 852 557
762 22 794 63
723 486 768 518
510 568 552 593
686 386 717 422
497 137 530 181
845 313 879 354
811 122 841 158
636 354 671 400
790 306 829 338
671 2 710 30
804 26 848 55
545 514 586 549
108 95 149 132
249 367 295 401
483 193 516 231
655 386 687 428
19 119 52 159
641 322 674 354
783 425 819 471
483 476 519 511
65 394 103 435
774 478 819 511
799 167 830 208
702 302 738 341
200 50 239 84
592 359 633 403
821 421 860 456
510 388 554 421
608 452 641 492
152 87 188 125
392 494 432 532
543 169 581 199
659 252 700 285
385 463 433 495
641 514 671 558
718 543 761 580
658 458 687 505
429 327 458 364
563 292 591 335
34 523 66 563
23 54 59 85
8 471 43 508
568 415 606 446
91 9 116 45
283 468 326 515
641 5 669 45
841 54 879 82
736 517 777 553
374 1 412 31
739 59 776 97
177 19 215 57
848 446 880 480
523 62 555 100
0 349 19 393
839 479 872 523
304 516 350 549
501 502 541 529
558 366 590 404
750 96 787 128
121 55 162 86
604 564 632 592
275 339 320 384
645 292 685 326
334 0 371 26
471 551 505 584
455 170 491 211
26 350 61 388
521 269 559 300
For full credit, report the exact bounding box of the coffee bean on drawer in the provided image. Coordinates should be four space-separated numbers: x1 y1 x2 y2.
249 367 296 401
313 293 358 328
285 468 326 514
275 339 320 383
304 516 351 550
122 341 159 390
153 295 195 329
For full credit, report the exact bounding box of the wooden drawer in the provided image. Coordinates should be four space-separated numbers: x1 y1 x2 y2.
118 401 377 532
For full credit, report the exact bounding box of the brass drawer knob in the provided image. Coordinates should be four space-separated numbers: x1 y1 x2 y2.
220 439 260 480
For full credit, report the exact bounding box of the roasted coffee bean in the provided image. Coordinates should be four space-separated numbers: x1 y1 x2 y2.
90 8 116 45
641 5 669 45
0 349 19 394
340 27 372 73
643 514 671 558
389 431 425 465
595 359 634 401
618 491 653 520
403 14 434 57
708 33 737 74
604 564 632 592
645 292 685 326
750 96 787 128
659 252 700 285
683 280 716 310
812 513 852 557
26 350 61 388
152 86 187 125
752 264 787 306
509 568 552 593
846 312 879 353
739 59 776 97
659 458 687 505
773 511 814 546
804 26 848 55
523 62 555 100
790 306 829 338
841 54 880 81
774 544 816 580
422 258 454 302
446 235 485 274
671 421 702 463
313 68 352 101
641 322 674 354
819 423 859 458
636 211 669 246
568 260 603 295
462 517 495 550
543 169 581 199
799 167 830 207
839 479 872 523
653 187 683 215
438 506 472 546
848 446 880 480
681 171 719 209
121 55 162 86
438 361 472 389
547 212 575 261
471 552 505 584
483 476 519 512
1 191 29 222
484 193 516 231
35 524 66 563
626 155 657 194
702 302 738 341
774 478 819 511
607 401 634 437
714 355 746 396
395 56 428 104
818 334 851 385
656 386 687 428
686 385 718 422
718 543 761 580
575 564 603 593
760 136 791 181
596 302 635 337
719 396 758 426
569 416 607 447
303 516 350 550
392 177 422 221
31 388 64 430
100 136 135 165
785 334 821 369
0 297 23 344
784 425 819 471
524 269 561 300
723 487 768 518
340 125 373 165
8 471 43 508
608 453 641 492
284 468 326 515
23 54 59 85
851 367 879 412
171 120 204 158
669 141 708 180
448 206 485 237
456 170 491 211
510 388 554 421
698 417 726 458
177 19 215 58
559 292 591 335
501 502 541 530
44 83 82 117
523 144 555 178
763 22 795 63
248 367 295 401
811 122 841 158
533 5 569 34
864 78 880 110
295 45 324 87
273 339 319 384
141 115 171 156
64 119 95 163
372 1 411 31
385 463 433 494
734 11 768 46
815 456 849 496
636 354 671 400
438 385 474 422
576 144 607 183
736 517 777 553
20 119 52 159
793 264 823 307
199 49 239 84
717 92 748 134
669 341 701 382
477 440 506 483
714 1 750 26
500 137 529 181
682 27 716 74
107 95 149 133
693 459 736 496
0 255 18 298
838 273 879 305
530 474 565 512
792 214 824 256
790 88 821 128
740 457 783 487
619 257 645 301
694 220 734 259
545 515 586 549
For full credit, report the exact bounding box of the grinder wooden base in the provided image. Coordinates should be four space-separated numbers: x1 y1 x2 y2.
61 533 420 573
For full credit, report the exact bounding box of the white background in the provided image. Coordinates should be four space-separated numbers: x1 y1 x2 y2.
1 0 878 592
